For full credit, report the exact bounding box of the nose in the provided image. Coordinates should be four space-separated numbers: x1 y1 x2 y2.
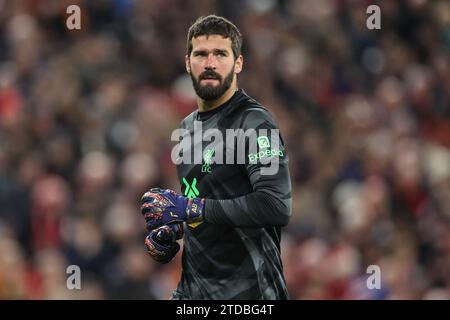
204 53 216 70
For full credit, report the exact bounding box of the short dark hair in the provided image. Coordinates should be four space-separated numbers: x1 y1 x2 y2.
186 15 243 59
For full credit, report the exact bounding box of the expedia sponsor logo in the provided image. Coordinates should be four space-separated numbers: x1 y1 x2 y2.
248 149 284 163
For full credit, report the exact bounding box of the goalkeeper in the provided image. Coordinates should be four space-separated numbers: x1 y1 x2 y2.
141 15 292 300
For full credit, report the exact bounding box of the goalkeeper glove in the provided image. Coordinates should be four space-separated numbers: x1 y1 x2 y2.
144 224 183 264
141 188 205 231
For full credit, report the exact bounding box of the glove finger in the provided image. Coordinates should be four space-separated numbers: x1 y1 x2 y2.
167 223 184 240
145 235 169 263
158 241 180 264
154 225 175 243
141 206 164 225
145 233 180 264
141 200 162 213
141 192 175 208
143 210 184 231
146 217 163 232
141 188 168 202
141 191 158 204
165 189 179 197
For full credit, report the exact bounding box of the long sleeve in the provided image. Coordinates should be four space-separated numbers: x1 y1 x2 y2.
204 108 292 227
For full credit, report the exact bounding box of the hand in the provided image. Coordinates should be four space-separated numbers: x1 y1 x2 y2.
144 225 182 264
141 188 205 231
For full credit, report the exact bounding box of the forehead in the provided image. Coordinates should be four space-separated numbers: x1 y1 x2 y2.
191 35 232 52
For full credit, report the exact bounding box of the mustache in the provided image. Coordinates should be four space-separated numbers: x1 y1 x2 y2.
199 70 222 81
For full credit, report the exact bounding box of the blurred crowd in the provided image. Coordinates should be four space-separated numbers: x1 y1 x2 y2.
0 0 449 299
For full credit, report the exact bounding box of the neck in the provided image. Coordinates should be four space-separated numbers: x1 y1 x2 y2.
197 83 238 112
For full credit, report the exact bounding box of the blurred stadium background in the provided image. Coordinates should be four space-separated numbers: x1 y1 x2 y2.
0 0 449 299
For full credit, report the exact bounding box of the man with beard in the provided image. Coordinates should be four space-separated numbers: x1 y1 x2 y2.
140 15 292 300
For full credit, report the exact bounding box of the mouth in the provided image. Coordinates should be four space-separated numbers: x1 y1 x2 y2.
200 72 221 81
201 75 220 80
200 78 220 84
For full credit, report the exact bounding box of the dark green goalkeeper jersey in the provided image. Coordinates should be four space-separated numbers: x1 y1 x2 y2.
173 89 292 300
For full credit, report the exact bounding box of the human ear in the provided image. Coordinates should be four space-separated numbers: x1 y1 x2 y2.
185 55 191 73
234 55 243 74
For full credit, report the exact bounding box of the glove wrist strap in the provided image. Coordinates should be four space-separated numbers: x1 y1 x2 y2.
186 197 205 224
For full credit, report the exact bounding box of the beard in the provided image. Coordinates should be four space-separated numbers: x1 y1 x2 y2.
190 67 234 101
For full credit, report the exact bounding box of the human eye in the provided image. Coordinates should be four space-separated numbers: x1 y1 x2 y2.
216 50 227 57
193 51 207 57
